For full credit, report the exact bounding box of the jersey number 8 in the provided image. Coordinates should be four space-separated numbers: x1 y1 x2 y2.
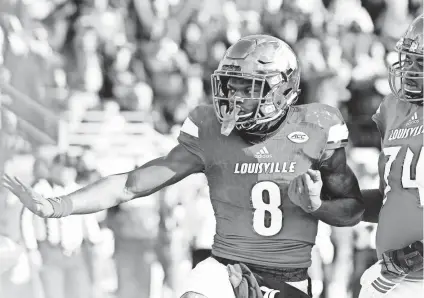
251 181 283 236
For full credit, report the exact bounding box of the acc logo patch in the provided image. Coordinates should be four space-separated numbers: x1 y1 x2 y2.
288 131 309 143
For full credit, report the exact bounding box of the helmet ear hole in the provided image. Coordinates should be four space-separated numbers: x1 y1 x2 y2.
283 88 292 96
284 68 293 79
262 82 271 97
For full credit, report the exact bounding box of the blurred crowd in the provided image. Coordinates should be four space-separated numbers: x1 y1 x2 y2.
0 0 422 298
0 0 421 137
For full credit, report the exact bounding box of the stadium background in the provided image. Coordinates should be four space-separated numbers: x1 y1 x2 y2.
0 0 422 298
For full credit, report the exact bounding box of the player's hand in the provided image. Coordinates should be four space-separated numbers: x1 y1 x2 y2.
3 174 53 217
381 241 423 277
288 169 323 213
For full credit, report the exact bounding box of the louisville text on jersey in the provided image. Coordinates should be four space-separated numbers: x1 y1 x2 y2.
387 125 423 141
234 162 296 174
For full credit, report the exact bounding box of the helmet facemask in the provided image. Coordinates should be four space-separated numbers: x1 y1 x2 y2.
210 35 301 136
211 68 299 136
388 15 423 104
389 45 424 103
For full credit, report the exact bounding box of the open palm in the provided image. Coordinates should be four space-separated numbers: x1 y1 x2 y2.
3 174 53 217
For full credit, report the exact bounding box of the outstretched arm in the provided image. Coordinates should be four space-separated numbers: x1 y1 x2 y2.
70 144 204 214
4 144 204 217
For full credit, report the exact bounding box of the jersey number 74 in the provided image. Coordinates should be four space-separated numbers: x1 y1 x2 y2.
382 146 423 207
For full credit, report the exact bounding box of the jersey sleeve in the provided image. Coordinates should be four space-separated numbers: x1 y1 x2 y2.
177 105 209 165
325 107 349 150
302 103 349 150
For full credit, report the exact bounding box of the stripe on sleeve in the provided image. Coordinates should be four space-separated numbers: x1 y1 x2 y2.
180 117 199 138
327 123 349 144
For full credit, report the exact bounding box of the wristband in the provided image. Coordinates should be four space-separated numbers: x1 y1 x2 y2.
46 196 73 218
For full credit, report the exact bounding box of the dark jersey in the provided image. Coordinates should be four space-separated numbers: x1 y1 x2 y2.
372 94 423 261
178 104 348 268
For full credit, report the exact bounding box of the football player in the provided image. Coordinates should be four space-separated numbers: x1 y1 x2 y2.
357 14 424 298
3 35 364 298
300 15 424 298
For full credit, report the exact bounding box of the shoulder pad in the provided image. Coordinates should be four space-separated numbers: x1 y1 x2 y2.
180 105 216 139
374 94 396 119
293 103 348 149
178 105 216 166
372 94 397 138
296 103 345 128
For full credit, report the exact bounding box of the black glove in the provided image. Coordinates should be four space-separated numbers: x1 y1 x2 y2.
382 241 423 277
